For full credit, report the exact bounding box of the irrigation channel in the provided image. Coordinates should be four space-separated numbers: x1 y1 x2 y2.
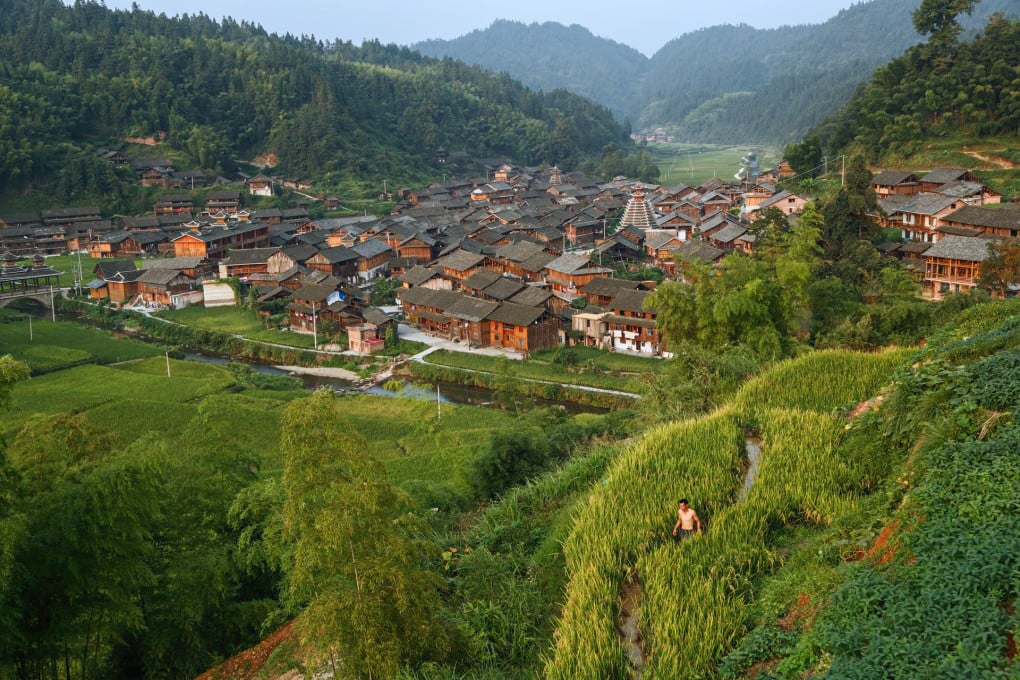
616 435 764 677
183 352 609 414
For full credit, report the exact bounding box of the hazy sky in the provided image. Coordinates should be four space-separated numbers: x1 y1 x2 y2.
100 0 865 56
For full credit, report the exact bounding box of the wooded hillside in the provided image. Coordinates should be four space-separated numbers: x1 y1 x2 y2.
415 0 1017 144
0 0 630 205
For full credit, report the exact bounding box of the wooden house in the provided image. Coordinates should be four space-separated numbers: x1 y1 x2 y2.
395 234 437 263
919 168 979 193
940 204 1020 240
543 254 613 305
487 302 558 352
922 235 995 300
136 268 194 307
886 194 963 243
205 191 242 213
460 269 502 298
644 231 684 270
581 277 644 308
143 257 211 281
604 289 664 356
350 238 392 280
446 295 499 345
872 171 921 197
171 222 271 260
248 174 274 197
437 249 488 283
305 246 359 280
397 266 452 291
399 287 463 335
154 194 194 216
218 247 280 279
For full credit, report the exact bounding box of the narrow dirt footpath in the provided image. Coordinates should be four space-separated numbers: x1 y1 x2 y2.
961 150 1017 169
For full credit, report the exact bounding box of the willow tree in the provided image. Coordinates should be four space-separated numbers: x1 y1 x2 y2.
281 390 452 678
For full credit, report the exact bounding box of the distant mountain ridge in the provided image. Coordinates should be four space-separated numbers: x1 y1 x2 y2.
415 0 1017 144
416 20 647 123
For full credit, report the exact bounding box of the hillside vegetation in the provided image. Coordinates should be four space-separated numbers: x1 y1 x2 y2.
0 0 629 210
415 0 1016 144
800 8 1020 195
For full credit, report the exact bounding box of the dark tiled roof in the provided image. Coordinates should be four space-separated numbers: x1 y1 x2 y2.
446 295 499 322
438 249 486 272
312 245 359 264
482 277 525 300
399 265 442 286
920 168 969 185
890 193 959 216
223 247 280 265
612 289 653 313
461 269 502 290
944 204 1020 230
508 285 553 307
583 277 641 297
138 268 191 285
488 302 545 326
144 257 205 270
350 238 392 260
872 170 919 185
924 235 994 261
676 240 725 263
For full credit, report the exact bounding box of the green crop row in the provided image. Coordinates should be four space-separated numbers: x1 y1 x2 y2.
58 298 322 366
0 315 161 367
545 410 744 678
543 347 909 678
732 348 910 421
421 350 644 393
637 408 853 677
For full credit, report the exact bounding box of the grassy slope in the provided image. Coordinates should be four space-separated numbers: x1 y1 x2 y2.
544 348 911 678
0 330 516 499
861 133 1020 198
156 306 319 349
422 349 650 393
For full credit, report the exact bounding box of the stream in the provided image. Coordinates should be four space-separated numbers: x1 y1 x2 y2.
183 352 608 414
739 436 763 502
617 579 647 677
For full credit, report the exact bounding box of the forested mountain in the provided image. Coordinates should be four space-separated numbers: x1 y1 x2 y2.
800 10 1020 165
416 20 647 125
0 0 629 206
415 0 1016 144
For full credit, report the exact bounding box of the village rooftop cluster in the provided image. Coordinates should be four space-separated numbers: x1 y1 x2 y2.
1 157 1016 357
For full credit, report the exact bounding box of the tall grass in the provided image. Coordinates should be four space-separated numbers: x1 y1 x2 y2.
544 410 744 678
733 349 910 421
638 408 849 677
543 348 909 678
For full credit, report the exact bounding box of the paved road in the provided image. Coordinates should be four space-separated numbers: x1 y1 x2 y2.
400 324 640 399
397 323 524 360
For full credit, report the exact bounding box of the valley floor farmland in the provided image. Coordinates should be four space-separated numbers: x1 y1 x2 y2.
651 143 780 186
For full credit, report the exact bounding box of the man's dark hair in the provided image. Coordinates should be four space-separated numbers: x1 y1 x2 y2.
679 498 689 505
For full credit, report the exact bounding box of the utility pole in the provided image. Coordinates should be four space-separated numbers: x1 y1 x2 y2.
436 383 441 419
28 314 32 341
841 155 846 187
49 286 55 322
312 301 318 351
166 350 172 378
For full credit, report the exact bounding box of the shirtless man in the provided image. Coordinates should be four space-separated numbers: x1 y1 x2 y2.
672 498 702 540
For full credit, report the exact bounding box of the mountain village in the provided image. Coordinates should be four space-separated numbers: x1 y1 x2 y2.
3 156 1015 361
